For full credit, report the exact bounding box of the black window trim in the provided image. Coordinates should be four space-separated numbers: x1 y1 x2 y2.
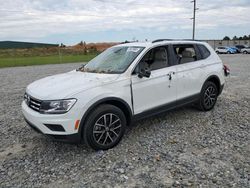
194 44 203 60
131 43 211 75
170 43 202 65
197 44 211 59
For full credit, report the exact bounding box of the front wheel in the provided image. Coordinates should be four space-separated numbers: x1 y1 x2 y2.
243 51 248 54
83 104 126 150
197 81 218 111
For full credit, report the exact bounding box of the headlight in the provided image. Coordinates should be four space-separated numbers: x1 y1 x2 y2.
40 99 77 114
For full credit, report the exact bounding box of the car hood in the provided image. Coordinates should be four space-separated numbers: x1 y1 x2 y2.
26 70 120 100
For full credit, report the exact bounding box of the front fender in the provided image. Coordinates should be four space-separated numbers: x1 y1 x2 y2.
70 78 132 131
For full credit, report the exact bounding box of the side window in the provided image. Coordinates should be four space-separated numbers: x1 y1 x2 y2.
173 45 197 64
197 44 211 59
138 46 169 71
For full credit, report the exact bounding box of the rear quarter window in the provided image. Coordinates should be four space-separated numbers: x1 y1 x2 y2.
197 44 211 59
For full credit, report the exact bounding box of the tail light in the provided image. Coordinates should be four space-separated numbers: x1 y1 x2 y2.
223 64 230 77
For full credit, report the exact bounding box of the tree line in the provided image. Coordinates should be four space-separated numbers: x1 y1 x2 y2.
223 35 250 40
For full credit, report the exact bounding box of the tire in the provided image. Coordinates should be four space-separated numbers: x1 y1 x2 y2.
197 81 218 111
227 51 231 54
83 104 126 150
243 51 247 54
216 51 219 54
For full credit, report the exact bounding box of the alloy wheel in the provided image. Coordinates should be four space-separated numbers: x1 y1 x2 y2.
204 86 217 109
93 113 122 146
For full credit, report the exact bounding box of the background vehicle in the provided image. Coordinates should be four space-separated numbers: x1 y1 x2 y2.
22 40 228 150
241 47 250 54
230 46 240 53
215 46 235 54
235 45 248 52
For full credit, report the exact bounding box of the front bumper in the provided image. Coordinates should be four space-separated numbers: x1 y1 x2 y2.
22 101 82 143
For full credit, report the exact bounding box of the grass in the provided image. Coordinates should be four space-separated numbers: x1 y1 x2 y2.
0 54 97 68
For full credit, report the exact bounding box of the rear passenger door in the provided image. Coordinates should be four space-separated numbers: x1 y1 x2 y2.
172 44 204 101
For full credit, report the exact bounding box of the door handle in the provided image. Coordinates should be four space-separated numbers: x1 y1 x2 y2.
166 72 175 80
168 74 172 80
166 71 175 76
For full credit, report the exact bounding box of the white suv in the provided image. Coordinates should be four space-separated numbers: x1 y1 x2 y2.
215 46 235 54
22 40 229 150
241 47 250 54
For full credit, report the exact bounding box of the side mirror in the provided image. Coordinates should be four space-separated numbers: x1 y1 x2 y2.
76 64 85 71
138 68 151 78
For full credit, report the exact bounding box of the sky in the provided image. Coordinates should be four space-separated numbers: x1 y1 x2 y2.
0 0 250 45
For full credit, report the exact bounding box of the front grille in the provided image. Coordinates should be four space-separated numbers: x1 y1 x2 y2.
24 93 42 112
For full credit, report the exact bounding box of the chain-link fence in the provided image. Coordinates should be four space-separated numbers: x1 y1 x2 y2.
204 40 250 49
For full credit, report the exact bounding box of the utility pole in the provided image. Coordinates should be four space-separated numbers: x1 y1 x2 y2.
191 0 198 40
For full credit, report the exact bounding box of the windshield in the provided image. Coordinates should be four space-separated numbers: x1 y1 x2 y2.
80 46 144 73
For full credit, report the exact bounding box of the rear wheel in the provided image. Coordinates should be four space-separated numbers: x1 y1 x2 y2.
243 51 248 54
83 104 126 150
198 81 218 111
227 51 231 54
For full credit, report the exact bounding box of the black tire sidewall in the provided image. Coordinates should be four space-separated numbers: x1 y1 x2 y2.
199 81 218 111
83 104 126 150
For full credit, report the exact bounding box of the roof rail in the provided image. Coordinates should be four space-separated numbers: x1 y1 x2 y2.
120 40 139 44
152 39 174 43
120 41 131 44
152 39 201 43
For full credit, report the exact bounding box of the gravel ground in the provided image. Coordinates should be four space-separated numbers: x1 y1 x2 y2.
0 54 249 187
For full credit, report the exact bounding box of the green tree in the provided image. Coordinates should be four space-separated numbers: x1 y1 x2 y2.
79 41 84 46
232 36 238 40
243 35 248 40
223 36 230 40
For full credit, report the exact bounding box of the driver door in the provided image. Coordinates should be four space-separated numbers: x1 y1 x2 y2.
131 46 177 114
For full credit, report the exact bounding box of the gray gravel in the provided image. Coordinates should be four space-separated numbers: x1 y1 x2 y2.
0 54 249 187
